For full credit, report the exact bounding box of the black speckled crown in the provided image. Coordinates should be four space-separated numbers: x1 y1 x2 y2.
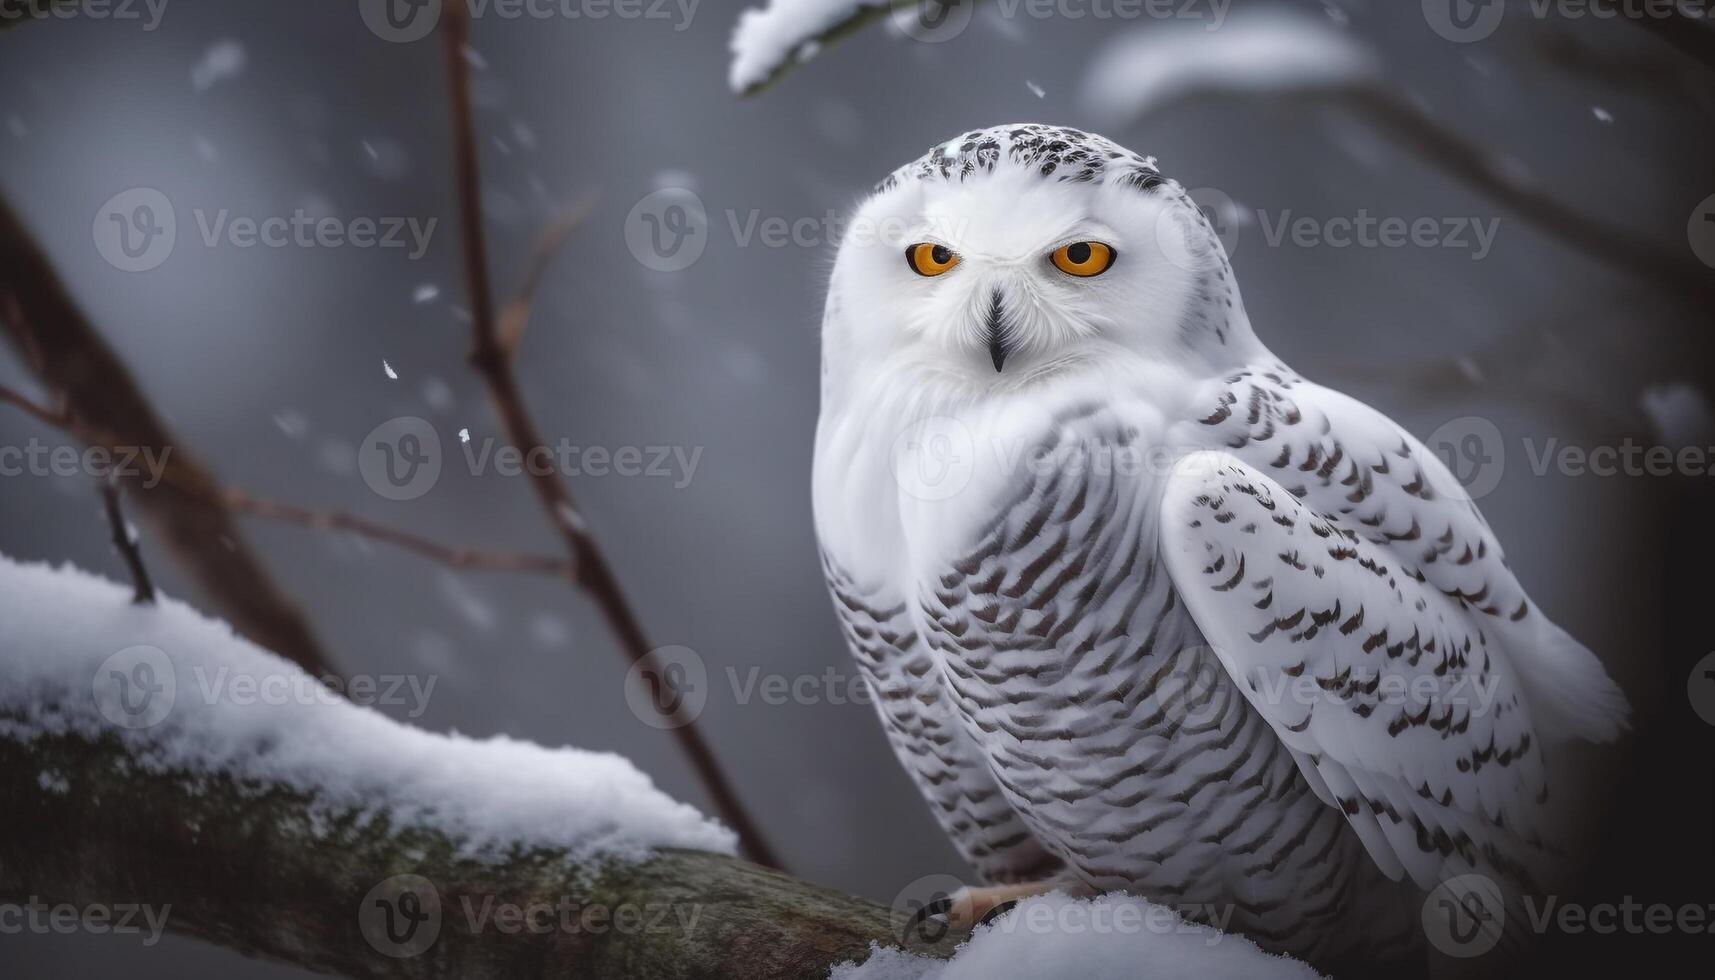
877 124 1167 195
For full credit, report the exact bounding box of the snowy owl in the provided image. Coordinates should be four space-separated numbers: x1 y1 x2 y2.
811 124 1628 971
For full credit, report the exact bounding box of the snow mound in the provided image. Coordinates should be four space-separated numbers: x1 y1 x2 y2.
0 555 737 863
730 0 881 94
1080 10 1379 125
830 893 1323 980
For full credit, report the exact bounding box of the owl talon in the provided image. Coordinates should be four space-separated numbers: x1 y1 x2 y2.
901 896 954 944
976 899 1019 929
944 881 1058 931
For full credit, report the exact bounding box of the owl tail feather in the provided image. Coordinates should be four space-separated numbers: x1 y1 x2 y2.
1512 624 1630 745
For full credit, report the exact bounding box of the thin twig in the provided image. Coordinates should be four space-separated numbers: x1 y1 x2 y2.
220 488 578 578
99 477 156 605
1534 30 1694 95
1124 80 1713 309
0 384 578 581
0 382 69 429
498 193 598 357
1602 0 1715 72
0 195 339 679
440 6 783 870
1341 87 1715 310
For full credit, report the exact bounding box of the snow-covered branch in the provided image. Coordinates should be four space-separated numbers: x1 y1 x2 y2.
730 0 954 96
0 556 943 978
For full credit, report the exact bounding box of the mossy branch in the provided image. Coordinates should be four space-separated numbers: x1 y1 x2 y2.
0 720 964 979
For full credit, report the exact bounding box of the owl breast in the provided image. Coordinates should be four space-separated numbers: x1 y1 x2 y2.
906 395 1412 963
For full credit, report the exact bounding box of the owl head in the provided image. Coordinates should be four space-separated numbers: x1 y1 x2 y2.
822 125 1260 405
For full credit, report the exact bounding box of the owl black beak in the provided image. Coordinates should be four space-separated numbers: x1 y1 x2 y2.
985 289 1011 373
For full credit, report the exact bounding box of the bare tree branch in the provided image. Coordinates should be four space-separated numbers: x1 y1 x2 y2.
219 487 579 578
98 476 156 605
0 377 69 428
1533 29 1696 96
1602 0 1715 71
0 195 339 679
498 193 598 357
0 383 579 579
439 7 783 871
1338 86 1715 310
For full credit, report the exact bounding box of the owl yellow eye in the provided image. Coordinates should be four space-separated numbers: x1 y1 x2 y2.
906 243 960 277
1050 241 1116 277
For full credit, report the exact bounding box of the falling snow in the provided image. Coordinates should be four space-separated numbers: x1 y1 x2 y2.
555 501 589 534
191 39 248 93
422 378 456 413
272 410 309 440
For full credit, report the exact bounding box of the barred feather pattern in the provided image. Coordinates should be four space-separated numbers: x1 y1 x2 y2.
824 555 1066 885
823 390 1430 967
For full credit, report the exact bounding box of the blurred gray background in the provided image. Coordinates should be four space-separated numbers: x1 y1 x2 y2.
2 0 1712 974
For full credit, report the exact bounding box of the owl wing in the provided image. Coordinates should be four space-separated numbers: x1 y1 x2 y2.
1159 371 1627 899
822 553 1064 885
